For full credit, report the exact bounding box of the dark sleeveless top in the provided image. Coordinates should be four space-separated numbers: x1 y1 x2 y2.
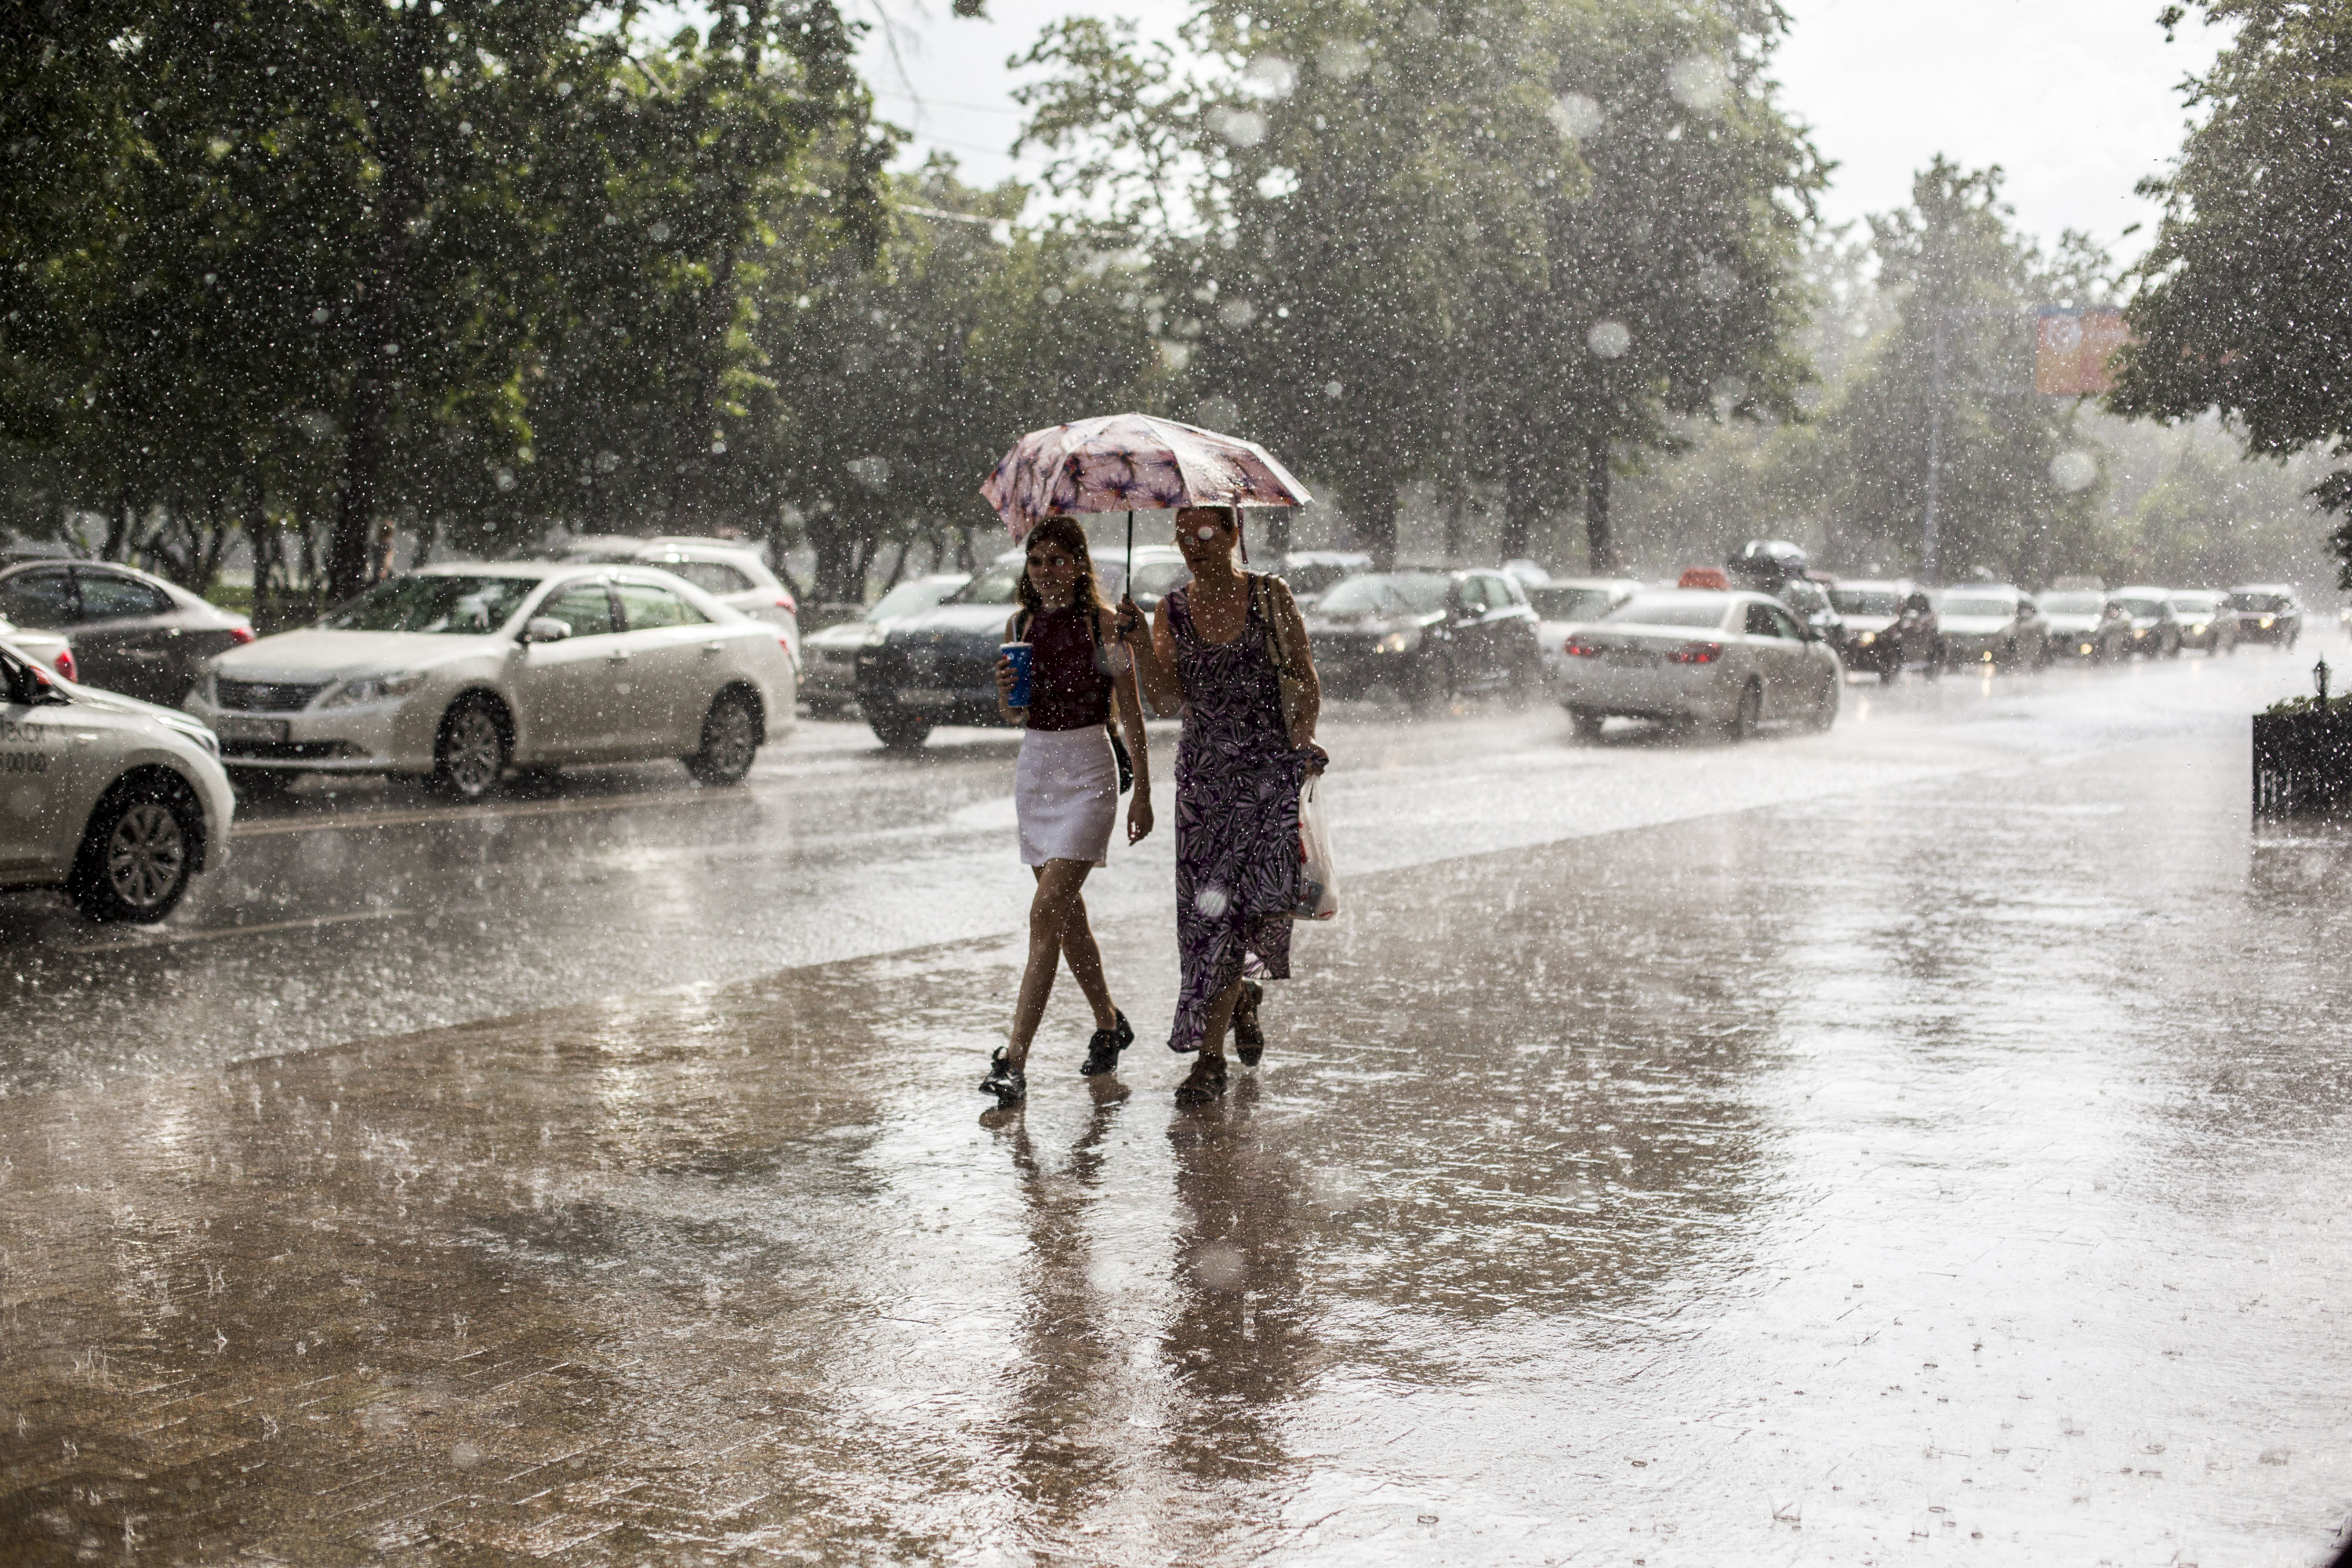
1023 605 1111 732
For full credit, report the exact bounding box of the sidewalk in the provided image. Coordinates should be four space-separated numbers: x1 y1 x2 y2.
3 733 2349 1566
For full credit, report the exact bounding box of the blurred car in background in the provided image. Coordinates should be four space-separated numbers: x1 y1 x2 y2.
1101 545 1193 613
2110 586 2183 659
0 616 76 682
2038 589 2134 662
1829 580 1942 681
1776 574 1846 654
800 573 967 717
2228 584 2303 647
1305 566 1543 710
1557 589 1840 741
2167 590 2238 655
555 536 800 666
187 563 793 798
0 559 253 706
1528 578 1642 681
1936 586 2048 670
1279 550 1371 607
2 635 234 923
1724 539 1813 597
855 551 1026 749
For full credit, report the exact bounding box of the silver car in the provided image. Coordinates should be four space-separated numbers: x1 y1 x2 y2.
184 563 796 798
800 573 968 716
1556 588 1841 741
1527 577 1642 682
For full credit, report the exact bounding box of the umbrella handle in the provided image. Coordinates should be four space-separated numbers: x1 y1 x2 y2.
1126 510 1134 588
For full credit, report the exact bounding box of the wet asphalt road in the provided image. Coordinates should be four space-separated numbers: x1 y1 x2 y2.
4 645 2351 1566
0 646 2320 1094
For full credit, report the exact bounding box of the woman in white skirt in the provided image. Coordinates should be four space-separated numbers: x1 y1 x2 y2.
979 517 1154 1108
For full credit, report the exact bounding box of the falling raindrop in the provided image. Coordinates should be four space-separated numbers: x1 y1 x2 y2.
1193 1243 1247 1291
1240 55 1297 100
2049 450 2099 492
450 1440 483 1468
1548 93 1603 140
1218 299 1257 328
648 221 670 244
1194 884 1230 917
1316 38 1370 81
1586 319 1632 359
1323 379 1344 399
1668 55 1729 111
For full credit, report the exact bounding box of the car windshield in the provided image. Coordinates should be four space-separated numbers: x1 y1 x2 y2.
1603 595 1730 630
1828 589 1900 615
2041 593 2104 614
1528 586 1619 620
1318 572 1452 615
2230 592 2290 612
2114 597 2163 617
321 575 535 634
1940 597 2014 618
1284 562 1358 596
866 579 959 621
1129 561 1193 601
951 559 1025 605
2170 594 2216 612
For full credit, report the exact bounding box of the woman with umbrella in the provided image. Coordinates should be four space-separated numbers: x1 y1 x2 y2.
981 416 1324 1107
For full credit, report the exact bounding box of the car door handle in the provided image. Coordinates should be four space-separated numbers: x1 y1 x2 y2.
702 641 725 654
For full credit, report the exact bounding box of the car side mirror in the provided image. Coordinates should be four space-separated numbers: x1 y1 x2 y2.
519 617 571 645
29 667 68 705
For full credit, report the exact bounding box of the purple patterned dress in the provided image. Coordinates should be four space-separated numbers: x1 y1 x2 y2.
1167 578 1311 1054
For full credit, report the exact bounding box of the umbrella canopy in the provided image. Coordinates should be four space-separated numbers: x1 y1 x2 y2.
980 412 1312 539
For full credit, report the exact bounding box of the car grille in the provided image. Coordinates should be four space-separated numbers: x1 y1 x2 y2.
216 677 328 712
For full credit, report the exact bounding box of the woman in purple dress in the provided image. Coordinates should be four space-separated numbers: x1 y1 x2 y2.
1123 505 1326 1105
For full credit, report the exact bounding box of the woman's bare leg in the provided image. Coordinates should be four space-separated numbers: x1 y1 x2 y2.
1058 891 1119 1032
1006 858 1096 1071
1197 977 1245 1062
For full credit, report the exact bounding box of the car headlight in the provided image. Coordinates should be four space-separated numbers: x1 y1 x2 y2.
1855 630 1875 646
2260 615 2277 628
166 719 220 757
2190 622 2207 634
1376 630 1418 654
321 671 426 708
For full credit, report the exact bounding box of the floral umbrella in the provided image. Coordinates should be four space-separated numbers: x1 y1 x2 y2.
980 414 1312 554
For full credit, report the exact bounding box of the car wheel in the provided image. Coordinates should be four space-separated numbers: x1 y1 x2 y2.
1722 680 1762 743
1503 647 1540 710
1403 655 1450 713
1878 663 1900 685
868 703 934 750
432 695 509 800
226 766 294 801
686 688 761 785
1568 707 1606 742
1808 677 1839 731
2166 633 2183 659
71 779 198 924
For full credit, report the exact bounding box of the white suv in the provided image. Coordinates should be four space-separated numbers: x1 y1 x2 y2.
1 636 234 922
558 537 801 668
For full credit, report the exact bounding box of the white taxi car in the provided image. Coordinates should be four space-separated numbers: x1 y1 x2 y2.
2 636 234 923
184 563 796 798
1556 588 1842 741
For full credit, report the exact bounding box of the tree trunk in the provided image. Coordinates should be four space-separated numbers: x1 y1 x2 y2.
1500 447 1539 564
1583 434 1614 574
328 10 430 603
1352 474 1399 568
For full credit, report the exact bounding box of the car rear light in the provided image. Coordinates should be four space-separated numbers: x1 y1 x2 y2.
775 594 797 615
1563 634 1603 658
778 632 792 650
53 649 76 682
1666 641 1722 664
229 626 256 645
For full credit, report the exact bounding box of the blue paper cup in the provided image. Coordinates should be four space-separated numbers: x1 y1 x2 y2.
1001 642 1033 708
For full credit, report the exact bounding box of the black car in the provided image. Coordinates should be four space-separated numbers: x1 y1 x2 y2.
0 559 254 706
1304 566 1543 710
2037 590 2134 662
2110 586 2183 659
854 546 1191 749
2228 584 2303 647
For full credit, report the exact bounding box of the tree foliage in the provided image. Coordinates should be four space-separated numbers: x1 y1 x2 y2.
2108 0 2352 584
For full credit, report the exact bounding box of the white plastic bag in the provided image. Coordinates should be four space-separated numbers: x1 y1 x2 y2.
1293 775 1339 920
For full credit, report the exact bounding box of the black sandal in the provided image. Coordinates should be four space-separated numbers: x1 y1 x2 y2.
1232 982 1265 1066
1080 1010 1134 1077
1174 1054 1228 1106
978 1048 1026 1108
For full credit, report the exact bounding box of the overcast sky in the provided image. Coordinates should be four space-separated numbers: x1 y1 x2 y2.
852 0 2230 263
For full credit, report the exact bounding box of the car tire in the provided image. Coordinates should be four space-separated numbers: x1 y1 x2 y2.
71 778 199 924
1878 664 1900 686
1568 707 1606 742
686 688 762 786
1503 646 1540 710
432 695 510 800
1722 680 1762 743
227 766 294 801
1807 677 1839 731
868 704 933 750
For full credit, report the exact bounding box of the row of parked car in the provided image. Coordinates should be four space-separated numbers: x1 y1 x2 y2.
822 535 2315 748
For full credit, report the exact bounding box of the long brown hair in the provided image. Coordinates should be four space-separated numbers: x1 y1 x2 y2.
1016 516 1108 622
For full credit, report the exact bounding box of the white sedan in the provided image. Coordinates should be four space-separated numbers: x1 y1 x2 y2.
183 563 796 798
2 636 235 923
1555 588 1841 741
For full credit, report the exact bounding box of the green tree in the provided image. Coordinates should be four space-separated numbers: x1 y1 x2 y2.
2107 0 2352 585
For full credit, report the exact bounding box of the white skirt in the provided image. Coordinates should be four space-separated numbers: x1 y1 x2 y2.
1017 724 1119 867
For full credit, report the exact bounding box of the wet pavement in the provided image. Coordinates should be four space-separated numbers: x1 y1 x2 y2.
5 649 2352 1564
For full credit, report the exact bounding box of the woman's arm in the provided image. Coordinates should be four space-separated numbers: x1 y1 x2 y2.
1128 596 1185 717
993 611 1025 725
1103 608 1155 844
1269 579 1323 751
